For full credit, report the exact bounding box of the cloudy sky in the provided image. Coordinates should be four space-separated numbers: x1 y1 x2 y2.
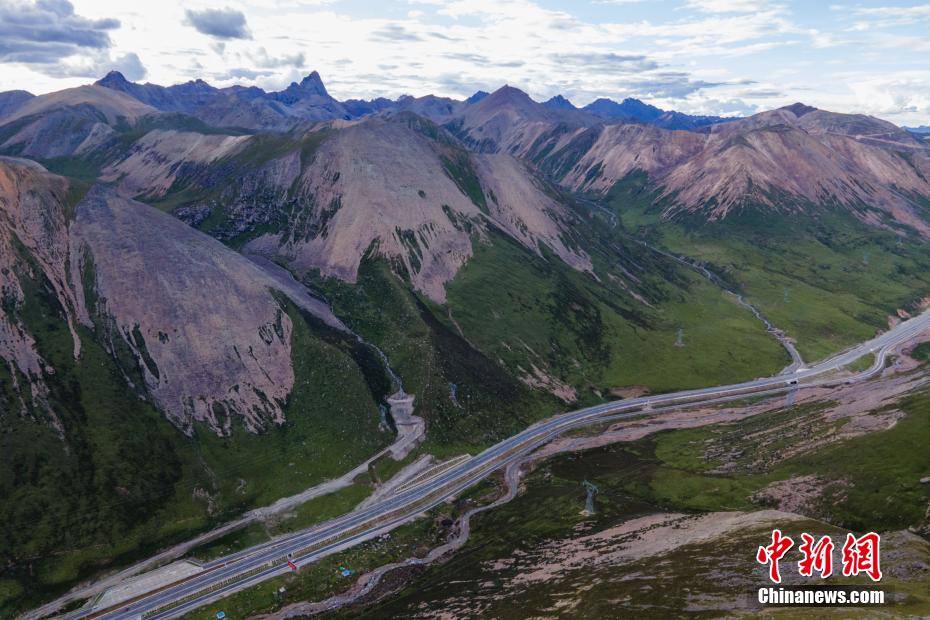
2 0 930 124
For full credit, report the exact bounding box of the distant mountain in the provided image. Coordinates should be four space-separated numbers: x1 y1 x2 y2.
465 90 489 104
95 70 347 130
267 71 348 120
394 94 463 121
584 97 662 122
449 85 598 153
906 125 930 134
582 97 731 130
79 71 741 136
550 103 930 230
0 90 34 118
0 85 158 158
543 95 576 110
9 74 927 234
342 96 394 117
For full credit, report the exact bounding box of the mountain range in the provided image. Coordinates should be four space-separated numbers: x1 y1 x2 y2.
3 70 930 616
0 70 732 134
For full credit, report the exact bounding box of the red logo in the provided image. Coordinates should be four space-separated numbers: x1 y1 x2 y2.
758 530 882 583
756 529 794 583
841 532 882 582
798 533 834 578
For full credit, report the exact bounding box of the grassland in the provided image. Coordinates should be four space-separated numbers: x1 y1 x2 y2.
309 257 555 456
184 483 375 564
911 342 930 362
0 258 392 617
608 173 930 363
646 391 930 531
347 389 930 618
445 230 789 400
845 352 876 373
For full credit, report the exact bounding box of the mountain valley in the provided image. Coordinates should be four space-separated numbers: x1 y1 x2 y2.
2 70 930 618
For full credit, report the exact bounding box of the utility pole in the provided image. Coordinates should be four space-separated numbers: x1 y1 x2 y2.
582 480 599 515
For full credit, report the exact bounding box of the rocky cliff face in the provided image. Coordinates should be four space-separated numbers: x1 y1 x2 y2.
0 158 348 436
245 116 590 301
101 114 591 303
99 129 252 197
0 157 78 428
544 104 930 232
71 187 300 434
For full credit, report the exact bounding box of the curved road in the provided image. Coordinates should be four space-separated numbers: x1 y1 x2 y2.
56 308 930 620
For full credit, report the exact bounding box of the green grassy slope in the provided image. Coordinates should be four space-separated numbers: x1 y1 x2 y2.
609 172 930 362
349 388 930 619
0 255 391 617
309 257 554 456
445 229 788 399
308 216 789 458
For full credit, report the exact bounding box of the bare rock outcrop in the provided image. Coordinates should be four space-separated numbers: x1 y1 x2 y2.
247 117 591 302
556 104 930 233
0 158 346 435
71 187 299 434
100 129 251 197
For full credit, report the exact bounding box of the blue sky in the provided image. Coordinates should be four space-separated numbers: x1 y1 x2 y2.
3 0 930 124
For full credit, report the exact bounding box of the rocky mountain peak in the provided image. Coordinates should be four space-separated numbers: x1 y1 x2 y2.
782 102 818 118
543 94 576 110
96 70 131 89
282 71 329 98
489 84 533 103
465 90 489 104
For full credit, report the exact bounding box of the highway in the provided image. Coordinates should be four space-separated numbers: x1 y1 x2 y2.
57 308 930 620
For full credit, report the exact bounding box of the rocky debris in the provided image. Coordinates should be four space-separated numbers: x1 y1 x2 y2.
556 104 930 233
750 475 828 513
472 153 591 274
174 204 212 227
72 186 300 434
100 129 251 197
245 116 590 302
0 157 81 427
518 364 578 403
0 156 352 436
609 385 651 399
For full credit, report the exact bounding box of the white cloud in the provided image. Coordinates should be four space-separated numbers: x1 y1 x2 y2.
681 0 778 13
847 70 930 119
0 0 926 124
